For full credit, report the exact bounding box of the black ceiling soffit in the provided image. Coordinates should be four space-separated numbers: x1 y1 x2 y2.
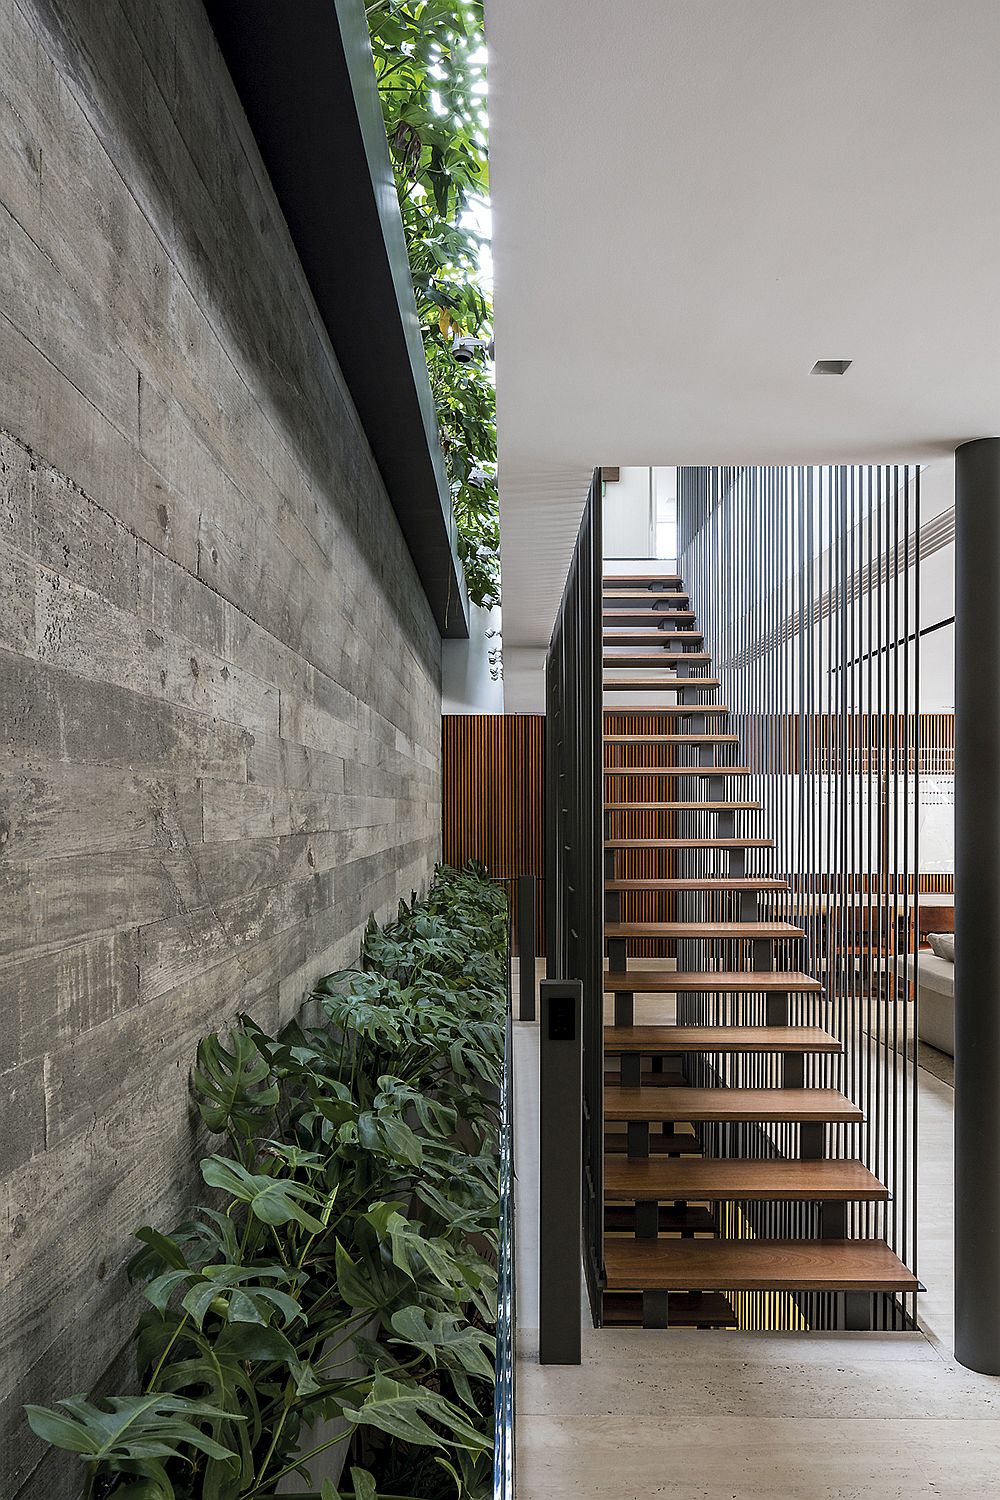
203 0 469 639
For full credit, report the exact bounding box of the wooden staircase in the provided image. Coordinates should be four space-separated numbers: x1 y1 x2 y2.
600 570 917 1329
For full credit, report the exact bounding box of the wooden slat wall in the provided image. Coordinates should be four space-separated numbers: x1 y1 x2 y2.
442 715 545 952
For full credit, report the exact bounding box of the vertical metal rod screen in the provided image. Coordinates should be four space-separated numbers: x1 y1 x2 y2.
493 897 515 1497
678 465 921 1330
545 468 604 1320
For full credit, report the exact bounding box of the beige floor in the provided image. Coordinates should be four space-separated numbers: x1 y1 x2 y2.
511 963 1000 1499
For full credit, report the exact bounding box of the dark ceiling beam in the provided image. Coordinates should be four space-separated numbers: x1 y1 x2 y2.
203 0 468 638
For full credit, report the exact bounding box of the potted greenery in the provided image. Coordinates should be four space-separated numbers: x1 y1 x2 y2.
28 865 507 1500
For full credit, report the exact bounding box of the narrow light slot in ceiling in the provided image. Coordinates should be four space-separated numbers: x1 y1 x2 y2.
811 359 853 375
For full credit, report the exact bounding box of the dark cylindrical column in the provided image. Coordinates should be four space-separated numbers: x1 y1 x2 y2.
955 437 1000 1373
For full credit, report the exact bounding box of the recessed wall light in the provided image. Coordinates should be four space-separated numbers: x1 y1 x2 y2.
810 359 852 375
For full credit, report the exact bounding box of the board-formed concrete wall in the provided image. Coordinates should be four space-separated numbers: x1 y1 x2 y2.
0 1 442 1491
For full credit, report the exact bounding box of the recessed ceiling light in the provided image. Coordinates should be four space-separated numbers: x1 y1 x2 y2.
811 359 852 376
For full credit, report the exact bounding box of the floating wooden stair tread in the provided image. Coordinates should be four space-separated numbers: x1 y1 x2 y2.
604 1238 918 1293
606 877 790 892
606 921 804 941
604 803 758 814
604 631 705 644
604 971 823 993
603 1024 839 1054
604 677 721 691
604 733 738 744
603 652 712 666
605 773 749 788
605 623 701 634
603 1087 861 1124
605 837 772 849
603 598 690 611
603 705 731 716
603 573 683 585
603 1157 887 1203
604 589 687 601
604 765 751 776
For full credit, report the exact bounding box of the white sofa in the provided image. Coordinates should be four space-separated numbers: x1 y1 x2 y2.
903 953 955 1057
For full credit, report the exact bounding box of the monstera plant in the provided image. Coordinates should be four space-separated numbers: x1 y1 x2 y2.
28 865 508 1500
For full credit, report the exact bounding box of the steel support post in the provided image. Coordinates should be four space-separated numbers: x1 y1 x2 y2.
539 980 583 1364
955 438 1000 1372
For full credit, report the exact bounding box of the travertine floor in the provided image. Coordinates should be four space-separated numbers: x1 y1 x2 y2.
511 964 1000 1499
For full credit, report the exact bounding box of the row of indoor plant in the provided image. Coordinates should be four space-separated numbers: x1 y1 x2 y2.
28 863 508 1500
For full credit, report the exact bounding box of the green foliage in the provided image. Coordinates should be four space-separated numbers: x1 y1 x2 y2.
24 1394 239 1461
192 1033 280 1142
29 864 507 1500
367 1 499 611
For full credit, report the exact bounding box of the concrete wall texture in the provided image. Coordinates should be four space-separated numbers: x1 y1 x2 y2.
0 1 443 1491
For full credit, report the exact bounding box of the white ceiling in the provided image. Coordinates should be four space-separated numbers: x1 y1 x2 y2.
487 0 1000 702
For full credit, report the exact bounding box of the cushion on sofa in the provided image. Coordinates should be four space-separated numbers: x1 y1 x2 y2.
927 931 955 963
